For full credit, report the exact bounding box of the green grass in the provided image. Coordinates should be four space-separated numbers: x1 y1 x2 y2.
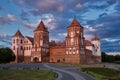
0 70 57 80
78 67 120 80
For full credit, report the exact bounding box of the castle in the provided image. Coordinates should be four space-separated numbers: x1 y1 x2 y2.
11 18 101 64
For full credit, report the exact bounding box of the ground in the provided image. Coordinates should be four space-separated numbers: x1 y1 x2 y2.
0 70 57 80
78 67 120 80
0 63 119 80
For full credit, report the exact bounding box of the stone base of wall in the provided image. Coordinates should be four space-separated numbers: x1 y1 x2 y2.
94 56 101 63
24 56 31 63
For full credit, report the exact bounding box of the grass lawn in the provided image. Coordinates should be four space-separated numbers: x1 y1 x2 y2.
78 67 120 80
0 70 57 80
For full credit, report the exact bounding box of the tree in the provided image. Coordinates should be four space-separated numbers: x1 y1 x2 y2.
0 47 15 63
102 52 107 62
102 52 120 63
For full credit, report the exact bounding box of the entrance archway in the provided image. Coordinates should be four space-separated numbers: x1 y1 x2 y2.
57 59 60 63
33 57 39 63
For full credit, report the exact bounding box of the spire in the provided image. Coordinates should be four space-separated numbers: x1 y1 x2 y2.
34 20 48 32
68 17 83 28
12 30 24 37
92 35 100 41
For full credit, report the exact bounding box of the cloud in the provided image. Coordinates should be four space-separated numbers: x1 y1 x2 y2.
0 33 12 48
22 21 36 29
49 37 60 42
102 38 120 42
76 3 84 9
58 33 67 37
0 33 7 38
86 12 120 38
99 13 108 17
94 24 104 28
39 14 58 30
0 14 16 26
84 34 93 40
115 1 120 11
20 9 29 21
107 0 117 5
84 25 96 32
7 14 16 21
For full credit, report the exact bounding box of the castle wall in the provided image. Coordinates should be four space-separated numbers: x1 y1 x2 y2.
50 46 66 63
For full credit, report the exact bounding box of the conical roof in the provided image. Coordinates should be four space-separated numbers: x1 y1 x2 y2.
12 30 24 37
92 35 100 41
68 18 83 28
34 20 48 32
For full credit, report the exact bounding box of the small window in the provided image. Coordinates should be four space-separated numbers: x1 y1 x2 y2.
26 47 28 50
13 39 15 43
21 40 23 44
16 39 19 43
29 47 30 50
20 46 23 50
13 46 15 50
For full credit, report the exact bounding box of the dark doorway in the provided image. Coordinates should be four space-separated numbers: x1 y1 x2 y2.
57 59 60 63
33 57 39 63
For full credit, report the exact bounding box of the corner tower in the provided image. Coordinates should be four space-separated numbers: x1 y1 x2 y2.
12 30 24 63
31 21 49 62
65 18 86 64
92 35 101 63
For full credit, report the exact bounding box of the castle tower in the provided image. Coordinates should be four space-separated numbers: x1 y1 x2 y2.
31 21 49 62
92 35 101 63
65 18 86 64
12 30 24 63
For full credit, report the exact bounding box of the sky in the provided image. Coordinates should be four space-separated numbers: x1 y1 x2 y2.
0 0 120 53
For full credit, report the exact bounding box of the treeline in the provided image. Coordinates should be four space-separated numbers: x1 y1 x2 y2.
102 52 120 63
0 47 15 64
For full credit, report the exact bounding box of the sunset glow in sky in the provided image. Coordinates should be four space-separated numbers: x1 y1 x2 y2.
0 0 120 52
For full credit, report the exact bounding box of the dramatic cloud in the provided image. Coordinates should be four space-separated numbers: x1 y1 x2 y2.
0 33 7 38
40 14 58 30
0 0 120 52
76 3 84 9
0 14 16 26
0 33 12 48
102 38 120 43
22 21 36 29
84 25 96 32
84 34 93 40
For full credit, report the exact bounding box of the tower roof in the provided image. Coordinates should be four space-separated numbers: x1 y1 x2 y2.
67 18 83 28
85 40 93 46
34 20 48 32
12 30 24 37
92 35 100 41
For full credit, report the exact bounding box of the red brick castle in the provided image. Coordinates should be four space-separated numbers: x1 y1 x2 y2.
11 18 101 64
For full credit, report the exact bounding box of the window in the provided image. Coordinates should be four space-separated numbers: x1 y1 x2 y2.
70 32 74 37
71 38 74 45
27 47 28 50
16 39 19 43
13 39 15 44
21 40 23 44
20 46 23 50
29 47 30 50
13 46 15 50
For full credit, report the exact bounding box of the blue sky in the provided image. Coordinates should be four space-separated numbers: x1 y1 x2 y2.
0 0 120 53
